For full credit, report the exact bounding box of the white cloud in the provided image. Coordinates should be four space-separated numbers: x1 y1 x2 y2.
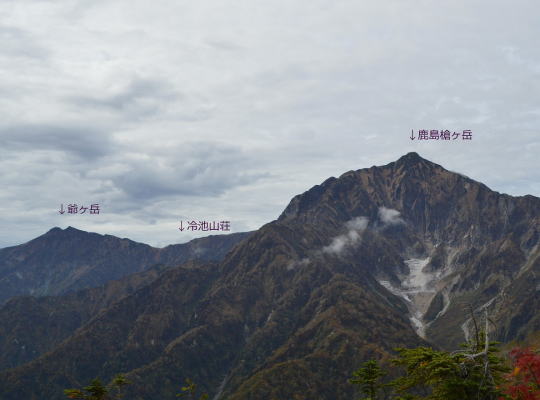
322 216 369 256
287 216 369 269
286 257 310 271
378 207 405 226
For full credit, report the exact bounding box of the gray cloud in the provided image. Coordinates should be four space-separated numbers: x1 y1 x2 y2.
0 125 115 160
109 142 268 200
67 78 179 119
0 25 49 60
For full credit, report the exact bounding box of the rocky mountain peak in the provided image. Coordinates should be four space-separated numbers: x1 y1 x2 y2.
396 151 425 165
389 151 445 179
278 153 446 222
43 226 86 238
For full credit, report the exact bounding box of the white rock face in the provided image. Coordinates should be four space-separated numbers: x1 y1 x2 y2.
403 258 433 293
378 257 436 338
402 258 435 338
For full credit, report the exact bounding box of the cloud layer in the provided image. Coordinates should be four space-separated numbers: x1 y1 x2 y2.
1 1 539 247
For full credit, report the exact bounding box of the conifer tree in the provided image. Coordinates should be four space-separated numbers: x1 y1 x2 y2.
349 359 386 399
64 374 129 400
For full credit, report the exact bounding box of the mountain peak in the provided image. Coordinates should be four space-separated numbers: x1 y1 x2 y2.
44 226 85 236
396 152 428 165
65 226 83 233
390 152 446 178
278 152 448 222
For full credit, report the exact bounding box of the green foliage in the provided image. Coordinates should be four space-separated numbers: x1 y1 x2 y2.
176 378 209 400
350 359 387 399
350 336 510 400
64 374 130 400
65 375 209 400
389 343 508 400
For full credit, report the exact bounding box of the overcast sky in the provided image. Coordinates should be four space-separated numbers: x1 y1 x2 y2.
1 0 539 248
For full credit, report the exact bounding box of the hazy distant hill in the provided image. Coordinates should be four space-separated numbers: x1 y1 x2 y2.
0 263 168 371
0 153 538 400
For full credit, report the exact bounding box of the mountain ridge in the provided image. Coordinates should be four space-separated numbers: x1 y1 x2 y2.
0 152 538 400
0 227 252 305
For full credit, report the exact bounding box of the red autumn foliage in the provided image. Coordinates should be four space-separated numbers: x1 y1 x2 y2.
501 347 540 400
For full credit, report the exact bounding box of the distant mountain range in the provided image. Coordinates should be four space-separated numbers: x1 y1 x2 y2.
0 226 251 305
0 152 538 400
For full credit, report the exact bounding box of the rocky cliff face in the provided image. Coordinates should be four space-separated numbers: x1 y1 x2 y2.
0 152 537 400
